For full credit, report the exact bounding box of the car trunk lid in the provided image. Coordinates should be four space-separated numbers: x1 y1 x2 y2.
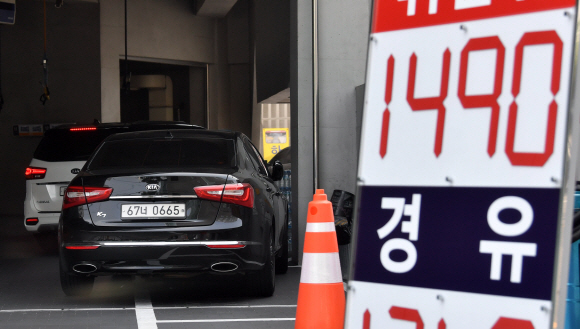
82 172 235 227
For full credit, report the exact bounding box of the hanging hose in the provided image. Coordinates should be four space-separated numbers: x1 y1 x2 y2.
40 0 50 105
0 25 3 113
122 0 130 93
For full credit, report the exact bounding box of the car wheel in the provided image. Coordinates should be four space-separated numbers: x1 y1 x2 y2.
275 218 289 275
249 227 275 297
59 255 94 296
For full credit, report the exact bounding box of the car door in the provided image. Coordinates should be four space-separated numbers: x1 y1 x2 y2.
242 138 284 244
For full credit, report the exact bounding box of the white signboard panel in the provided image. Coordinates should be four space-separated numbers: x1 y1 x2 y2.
359 9 575 188
347 0 578 328
346 282 551 329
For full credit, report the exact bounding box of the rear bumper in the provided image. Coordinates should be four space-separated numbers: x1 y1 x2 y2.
59 210 270 275
24 182 62 232
59 200 272 276
23 211 60 233
60 240 265 275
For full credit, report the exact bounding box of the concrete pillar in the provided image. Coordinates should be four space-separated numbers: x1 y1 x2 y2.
290 0 371 265
290 0 314 264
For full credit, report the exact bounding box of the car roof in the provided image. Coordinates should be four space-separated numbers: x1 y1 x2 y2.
104 129 240 141
44 121 204 135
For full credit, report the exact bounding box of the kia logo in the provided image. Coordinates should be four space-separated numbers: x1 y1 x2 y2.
71 168 80 174
146 184 160 191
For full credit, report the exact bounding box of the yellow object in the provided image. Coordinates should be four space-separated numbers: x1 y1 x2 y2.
262 128 290 162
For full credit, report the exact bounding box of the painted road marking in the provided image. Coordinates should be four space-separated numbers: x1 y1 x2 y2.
157 318 296 323
0 305 298 313
133 287 297 327
135 291 157 329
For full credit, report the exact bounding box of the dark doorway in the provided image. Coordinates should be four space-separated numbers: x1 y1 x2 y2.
120 88 149 122
120 60 207 125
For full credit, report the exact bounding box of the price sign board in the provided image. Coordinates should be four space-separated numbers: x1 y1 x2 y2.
346 0 579 328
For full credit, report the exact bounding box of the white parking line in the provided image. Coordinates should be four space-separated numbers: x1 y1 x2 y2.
0 308 134 312
0 305 297 313
133 286 297 327
157 318 296 323
155 305 296 310
135 291 158 329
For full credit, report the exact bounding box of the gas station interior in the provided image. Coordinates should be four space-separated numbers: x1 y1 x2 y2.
2 1 580 328
0 0 368 265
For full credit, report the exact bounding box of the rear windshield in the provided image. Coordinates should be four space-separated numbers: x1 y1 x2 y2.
33 130 123 162
87 137 236 170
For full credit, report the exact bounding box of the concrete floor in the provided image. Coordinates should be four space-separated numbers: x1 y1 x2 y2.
0 215 300 328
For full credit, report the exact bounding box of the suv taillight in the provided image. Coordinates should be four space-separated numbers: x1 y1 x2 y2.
194 183 254 208
70 126 97 132
63 186 113 210
25 167 47 180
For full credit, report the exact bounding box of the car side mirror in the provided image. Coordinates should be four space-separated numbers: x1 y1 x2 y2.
270 160 284 181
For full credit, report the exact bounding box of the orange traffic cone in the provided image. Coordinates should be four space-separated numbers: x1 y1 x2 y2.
295 189 345 329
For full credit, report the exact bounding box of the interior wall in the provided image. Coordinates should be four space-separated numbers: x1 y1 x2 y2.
225 0 251 137
189 66 207 127
206 0 252 138
254 0 290 104
100 0 217 123
0 0 101 216
208 18 230 130
100 0 253 136
318 0 370 195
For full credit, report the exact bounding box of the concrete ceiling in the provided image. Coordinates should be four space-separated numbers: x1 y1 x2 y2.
61 0 238 18
260 88 290 104
195 0 238 18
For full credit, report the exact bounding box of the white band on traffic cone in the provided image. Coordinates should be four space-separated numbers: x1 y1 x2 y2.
300 252 342 284
306 222 336 232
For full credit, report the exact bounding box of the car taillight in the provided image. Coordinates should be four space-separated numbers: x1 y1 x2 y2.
194 183 254 208
63 186 113 210
70 126 97 132
25 167 47 180
65 245 100 250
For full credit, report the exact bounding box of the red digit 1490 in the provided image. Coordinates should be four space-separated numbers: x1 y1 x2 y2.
458 36 505 157
362 307 534 329
379 30 563 167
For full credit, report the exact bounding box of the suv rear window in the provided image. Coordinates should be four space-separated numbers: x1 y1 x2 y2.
87 137 236 170
33 130 124 162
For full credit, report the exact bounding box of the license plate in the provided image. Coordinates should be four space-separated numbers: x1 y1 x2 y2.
121 204 186 219
60 186 66 196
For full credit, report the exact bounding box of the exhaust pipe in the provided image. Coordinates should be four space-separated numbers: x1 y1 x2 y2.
211 262 238 273
73 263 98 274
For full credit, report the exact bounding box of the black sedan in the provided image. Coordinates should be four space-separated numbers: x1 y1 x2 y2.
58 129 288 297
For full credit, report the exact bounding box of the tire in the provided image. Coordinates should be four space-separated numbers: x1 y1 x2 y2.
275 218 289 274
248 227 275 297
59 255 94 297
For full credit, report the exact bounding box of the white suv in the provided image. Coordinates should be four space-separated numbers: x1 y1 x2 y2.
24 122 204 241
